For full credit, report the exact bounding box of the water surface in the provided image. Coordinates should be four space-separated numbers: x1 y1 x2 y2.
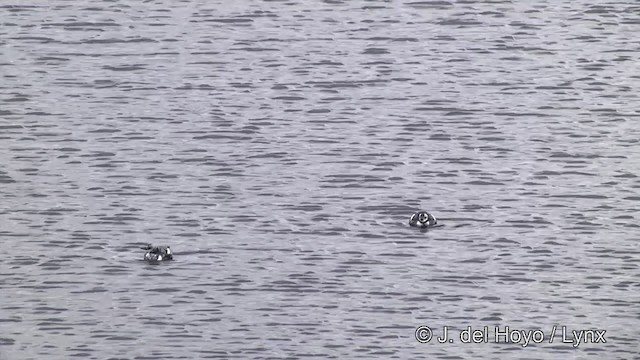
1 1 639 359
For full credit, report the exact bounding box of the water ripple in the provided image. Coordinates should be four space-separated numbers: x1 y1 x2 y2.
1 0 638 359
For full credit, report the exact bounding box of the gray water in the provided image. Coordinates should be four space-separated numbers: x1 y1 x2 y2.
1 1 639 359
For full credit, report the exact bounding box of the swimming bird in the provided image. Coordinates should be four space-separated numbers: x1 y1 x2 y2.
409 211 438 228
142 244 174 262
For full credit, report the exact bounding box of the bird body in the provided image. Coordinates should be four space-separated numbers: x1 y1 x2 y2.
409 211 438 228
143 244 173 262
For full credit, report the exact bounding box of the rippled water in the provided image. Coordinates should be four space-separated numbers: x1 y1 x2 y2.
1 1 639 359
